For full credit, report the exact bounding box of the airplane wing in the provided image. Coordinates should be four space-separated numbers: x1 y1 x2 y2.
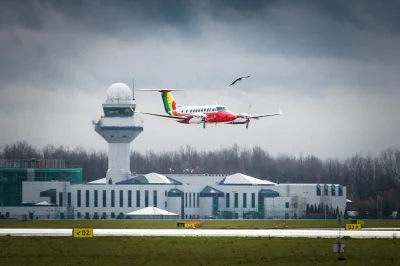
135 111 189 120
236 109 282 119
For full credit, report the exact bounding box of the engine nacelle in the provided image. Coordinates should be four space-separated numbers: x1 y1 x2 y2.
188 113 207 124
237 113 251 118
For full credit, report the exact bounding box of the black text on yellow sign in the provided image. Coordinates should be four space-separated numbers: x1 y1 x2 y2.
73 228 94 238
350 219 364 225
177 222 203 228
345 224 362 230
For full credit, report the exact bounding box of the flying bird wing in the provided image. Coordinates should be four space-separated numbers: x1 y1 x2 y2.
229 78 240 86
229 75 250 86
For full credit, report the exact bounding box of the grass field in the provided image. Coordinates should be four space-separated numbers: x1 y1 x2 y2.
1 219 399 229
0 236 399 265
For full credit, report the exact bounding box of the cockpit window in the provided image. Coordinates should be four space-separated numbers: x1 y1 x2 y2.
216 106 226 111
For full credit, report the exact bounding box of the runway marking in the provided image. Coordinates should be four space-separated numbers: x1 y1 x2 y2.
0 228 399 238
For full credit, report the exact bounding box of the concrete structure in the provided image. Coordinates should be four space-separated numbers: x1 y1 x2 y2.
92 82 143 183
0 82 347 220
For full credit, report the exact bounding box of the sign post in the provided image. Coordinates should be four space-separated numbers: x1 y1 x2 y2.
333 240 346 260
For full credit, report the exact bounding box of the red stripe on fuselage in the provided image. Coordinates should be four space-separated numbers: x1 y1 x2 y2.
172 110 237 124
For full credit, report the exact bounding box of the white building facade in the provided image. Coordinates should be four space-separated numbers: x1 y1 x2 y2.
3 172 346 220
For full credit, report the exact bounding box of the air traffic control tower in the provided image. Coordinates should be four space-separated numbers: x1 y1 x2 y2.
92 83 143 183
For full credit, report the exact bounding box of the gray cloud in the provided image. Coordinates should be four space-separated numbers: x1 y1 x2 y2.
0 0 399 159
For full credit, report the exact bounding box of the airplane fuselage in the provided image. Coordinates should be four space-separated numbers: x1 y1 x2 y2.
171 105 239 124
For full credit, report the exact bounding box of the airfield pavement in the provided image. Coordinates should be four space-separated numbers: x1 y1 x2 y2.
1 228 400 238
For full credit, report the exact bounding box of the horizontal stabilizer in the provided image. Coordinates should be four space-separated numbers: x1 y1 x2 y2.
135 111 188 120
136 89 184 92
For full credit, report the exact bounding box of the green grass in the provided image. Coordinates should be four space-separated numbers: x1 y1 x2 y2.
0 236 399 265
1 219 400 229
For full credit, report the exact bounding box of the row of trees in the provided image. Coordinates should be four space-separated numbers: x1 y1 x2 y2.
1 141 400 216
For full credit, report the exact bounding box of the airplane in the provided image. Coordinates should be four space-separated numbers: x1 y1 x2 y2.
134 89 282 129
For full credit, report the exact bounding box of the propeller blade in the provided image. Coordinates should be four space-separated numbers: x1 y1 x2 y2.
246 120 249 129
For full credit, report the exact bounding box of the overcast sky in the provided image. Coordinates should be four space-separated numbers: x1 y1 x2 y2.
0 0 399 159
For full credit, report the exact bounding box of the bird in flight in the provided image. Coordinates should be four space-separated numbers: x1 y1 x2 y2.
229 75 250 86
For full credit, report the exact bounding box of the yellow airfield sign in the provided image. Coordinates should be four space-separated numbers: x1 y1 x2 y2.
72 228 94 238
345 224 362 230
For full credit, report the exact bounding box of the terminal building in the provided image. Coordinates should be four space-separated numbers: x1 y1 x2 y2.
0 83 347 220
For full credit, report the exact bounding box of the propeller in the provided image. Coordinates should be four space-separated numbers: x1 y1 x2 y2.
246 104 251 130
203 119 206 129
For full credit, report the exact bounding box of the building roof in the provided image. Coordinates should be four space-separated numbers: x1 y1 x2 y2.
88 173 179 185
88 178 107 184
220 173 276 185
125 206 178 216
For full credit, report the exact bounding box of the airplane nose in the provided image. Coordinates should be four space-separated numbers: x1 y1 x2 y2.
230 113 237 120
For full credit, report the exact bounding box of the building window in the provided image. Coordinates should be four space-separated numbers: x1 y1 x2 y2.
338 185 343 196
165 190 167 197
323 184 329 196
59 192 63 207
185 193 188 208
316 185 321 196
193 193 195 208
226 193 230 208
251 193 255 208
67 192 71 207
243 193 247 208
77 190 81 207
165 201 167 208
85 190 90 207
77 212 81 218
136 190 140 207
102 190 106 207
285 202 289 208
119 190 123 207
234 193 238 208
331 185 336 196
197 193 199 208
145 190 149 207
128 190 132 207
94 190 98 207
153 190 157 207
111 212 115 219
111 190 115 207
189 192 192 208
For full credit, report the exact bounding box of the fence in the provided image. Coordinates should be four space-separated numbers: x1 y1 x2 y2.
0 159 82 169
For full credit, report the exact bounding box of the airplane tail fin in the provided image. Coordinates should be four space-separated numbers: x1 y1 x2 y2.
136 89 183 115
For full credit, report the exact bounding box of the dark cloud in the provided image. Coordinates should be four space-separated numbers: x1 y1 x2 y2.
0 0 399 158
